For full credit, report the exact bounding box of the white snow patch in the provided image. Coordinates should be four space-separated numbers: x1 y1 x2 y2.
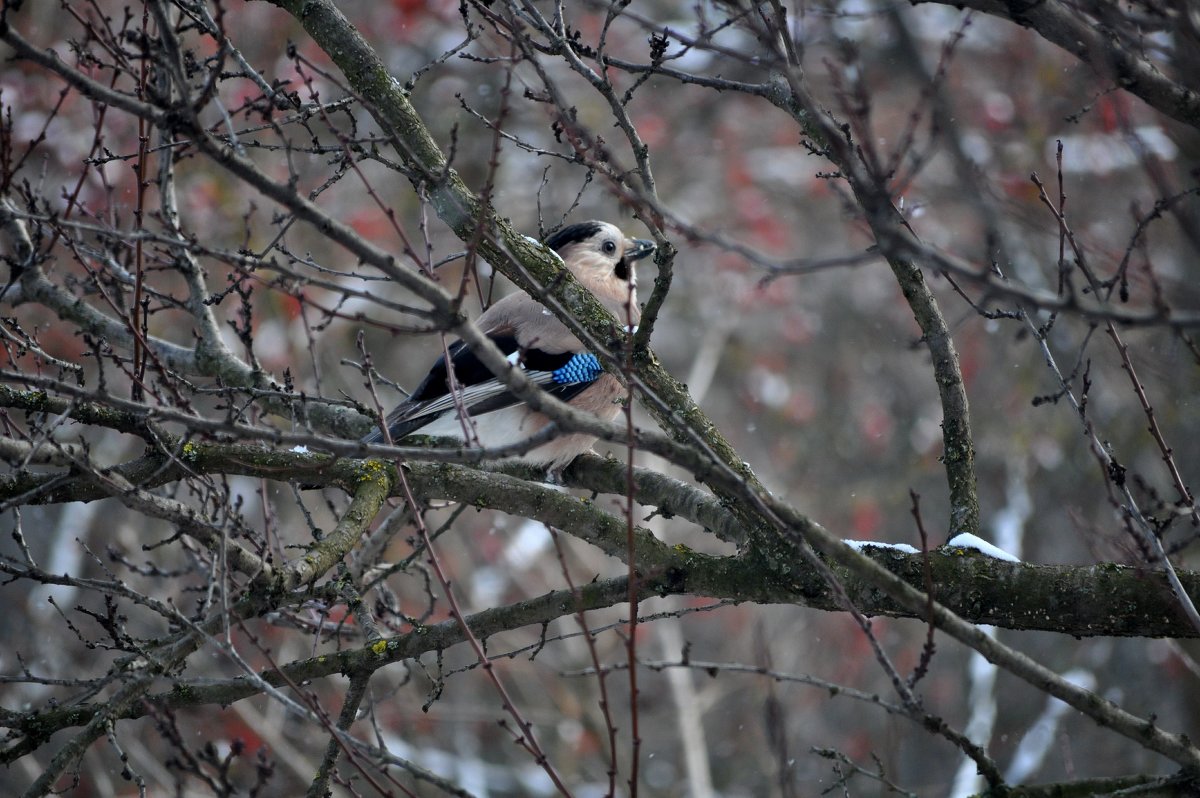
524 235 565 265
948 636 1000 798
844 540 920 555
505 519 552 569
38 503 100 615
1005 668 1096 783
946 533 1021 563
290 445 310 454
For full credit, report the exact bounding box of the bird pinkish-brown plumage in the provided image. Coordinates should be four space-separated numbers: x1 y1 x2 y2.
363 221 655 470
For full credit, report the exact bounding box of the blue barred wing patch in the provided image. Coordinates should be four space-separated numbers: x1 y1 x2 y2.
551 353 603 385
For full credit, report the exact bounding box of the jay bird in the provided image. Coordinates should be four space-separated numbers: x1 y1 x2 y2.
363 221 655 470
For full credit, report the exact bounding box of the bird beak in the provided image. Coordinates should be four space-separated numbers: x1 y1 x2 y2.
627 239 656 262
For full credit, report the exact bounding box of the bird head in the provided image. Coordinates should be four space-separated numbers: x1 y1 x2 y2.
544 221 656 297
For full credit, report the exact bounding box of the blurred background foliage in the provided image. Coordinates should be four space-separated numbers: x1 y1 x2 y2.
1 0 1198 794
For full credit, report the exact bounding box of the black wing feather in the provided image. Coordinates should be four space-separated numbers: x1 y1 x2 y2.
409 335 576 402
363 334 584 443
410 336 508 402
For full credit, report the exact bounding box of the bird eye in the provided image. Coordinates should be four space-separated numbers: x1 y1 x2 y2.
602 240 617 254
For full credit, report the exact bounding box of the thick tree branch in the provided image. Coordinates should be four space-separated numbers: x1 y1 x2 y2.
6 545 1200 754
0 433 1195 638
